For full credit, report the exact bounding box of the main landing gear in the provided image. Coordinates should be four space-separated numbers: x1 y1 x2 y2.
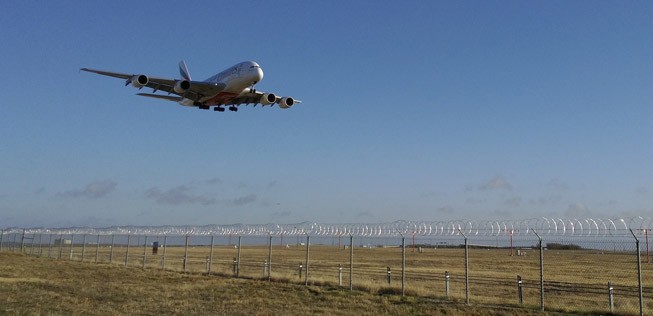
211 106 237 112
202 105 238 112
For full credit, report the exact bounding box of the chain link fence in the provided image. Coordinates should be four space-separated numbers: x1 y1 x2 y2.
2 218 652 315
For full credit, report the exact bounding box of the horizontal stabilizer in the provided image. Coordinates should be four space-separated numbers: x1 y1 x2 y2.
136 93 183 102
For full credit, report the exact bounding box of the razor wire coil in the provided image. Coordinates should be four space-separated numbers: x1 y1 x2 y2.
2 217 651 237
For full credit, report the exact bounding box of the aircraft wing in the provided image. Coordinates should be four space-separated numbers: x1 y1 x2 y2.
80 68 226 102
136 93 183 102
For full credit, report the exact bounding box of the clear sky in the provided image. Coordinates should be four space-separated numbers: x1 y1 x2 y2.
1 1 652 228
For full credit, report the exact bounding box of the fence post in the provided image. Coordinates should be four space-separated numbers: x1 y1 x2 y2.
608 281 614 313
32 234 41 257
445 271 450 298
28 234 34 255
183 235 189 272
517 275 523 305
401 235 406 296
12 233 17 252
0 230 3 252
162 236 167 270
305 235 310 286
95 234 100 263
236 236 241 277
457 228 469 305
20 229 25 253
267 235 272 280
142 236 148 270
26 233 31 255
125 235 131 266
32 234 38 255
110 235 115 263
28 233 35 255
48 234 53 258
629 229 644 316
208 235 214 275
58 234 63 259
206 256 211 273
233 258 238 275
81 234 87 262
68 234 74 260
38 234 43 257
349 234 353 291
532 229 544 311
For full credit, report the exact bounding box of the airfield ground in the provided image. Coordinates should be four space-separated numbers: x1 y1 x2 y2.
0 252 563 315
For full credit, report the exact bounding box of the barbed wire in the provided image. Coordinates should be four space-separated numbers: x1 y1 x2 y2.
2 217 652 237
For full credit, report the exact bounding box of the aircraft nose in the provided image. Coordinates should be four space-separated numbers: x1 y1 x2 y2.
256 67 264 82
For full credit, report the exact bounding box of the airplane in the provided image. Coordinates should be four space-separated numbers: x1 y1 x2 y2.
80 61 300 112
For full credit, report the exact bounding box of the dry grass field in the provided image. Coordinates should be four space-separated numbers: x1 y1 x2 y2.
3 238 652 315
0 252 557 315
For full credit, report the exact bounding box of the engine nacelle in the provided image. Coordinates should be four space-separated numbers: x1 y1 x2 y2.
131 74 149 88
279 97 295 109
260 93 276 105
174 80 191 94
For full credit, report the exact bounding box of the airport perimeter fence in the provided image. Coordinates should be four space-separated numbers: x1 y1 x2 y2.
1 218 653 315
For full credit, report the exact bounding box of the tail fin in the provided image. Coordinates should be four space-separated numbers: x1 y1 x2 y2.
179 61 192 81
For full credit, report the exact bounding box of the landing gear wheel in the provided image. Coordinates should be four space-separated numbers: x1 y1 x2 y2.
229 106 238 112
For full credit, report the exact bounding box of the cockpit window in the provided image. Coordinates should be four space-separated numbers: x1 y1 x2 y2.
249 65 259 69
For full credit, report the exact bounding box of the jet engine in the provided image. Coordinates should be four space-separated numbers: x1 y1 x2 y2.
260 93 276 105
173 80 191 93
279 97 295 109
131 74 149 88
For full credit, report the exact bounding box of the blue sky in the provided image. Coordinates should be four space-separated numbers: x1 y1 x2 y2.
1 1 652 227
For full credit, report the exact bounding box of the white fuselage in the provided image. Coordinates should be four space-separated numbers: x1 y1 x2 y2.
180 61 264 106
